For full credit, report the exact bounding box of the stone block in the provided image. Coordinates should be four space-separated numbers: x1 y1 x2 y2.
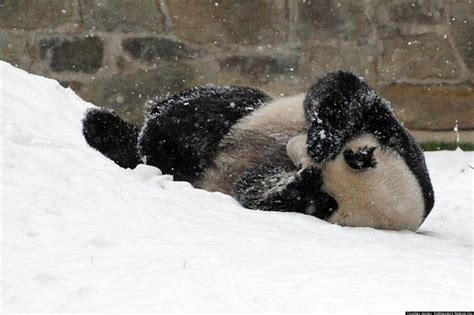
449 1 474 72
0 30 33 68
0 0 74 30
381 33 462 82
301 44 378 85
381 83 474 130
122 37 202 63
296 0 373 44
375 0 447 38
39 36 104 73
219 54 299 85
167 0 288 46
217 47 378 97
84 62 216 124
80 0 165 33
378 0 446 25
217 53 307 97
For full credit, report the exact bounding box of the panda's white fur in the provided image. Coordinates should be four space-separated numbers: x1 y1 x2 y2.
286 133 313 168
196 94 306 193
198 94 425 231
231 94 306 135
322 135 424 230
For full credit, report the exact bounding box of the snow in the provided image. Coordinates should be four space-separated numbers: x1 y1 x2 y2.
1 61 473 313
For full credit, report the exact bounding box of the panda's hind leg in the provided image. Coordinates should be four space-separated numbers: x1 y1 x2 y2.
82 108 141 169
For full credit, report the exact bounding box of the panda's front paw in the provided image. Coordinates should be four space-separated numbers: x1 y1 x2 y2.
306 125 345 163
306 134 341 163
343 146 377 170
294 166 323 194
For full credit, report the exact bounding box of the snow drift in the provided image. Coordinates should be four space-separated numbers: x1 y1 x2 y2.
1 61 473 313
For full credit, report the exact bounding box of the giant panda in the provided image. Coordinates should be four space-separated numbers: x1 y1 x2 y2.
82 70 434 231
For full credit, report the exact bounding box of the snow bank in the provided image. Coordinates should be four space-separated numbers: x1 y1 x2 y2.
1 61 472 313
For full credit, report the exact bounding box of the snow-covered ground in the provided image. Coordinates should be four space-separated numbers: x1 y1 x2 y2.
1 61 473 313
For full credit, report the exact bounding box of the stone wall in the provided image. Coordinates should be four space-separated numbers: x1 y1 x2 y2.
1 0 473 139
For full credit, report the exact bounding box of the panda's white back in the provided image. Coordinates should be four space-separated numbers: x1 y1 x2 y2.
232 93 306 136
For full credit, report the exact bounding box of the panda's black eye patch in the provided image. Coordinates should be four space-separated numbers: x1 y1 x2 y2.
343 146 377 170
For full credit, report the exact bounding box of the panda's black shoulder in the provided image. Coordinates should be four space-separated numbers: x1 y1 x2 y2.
138 85 272 182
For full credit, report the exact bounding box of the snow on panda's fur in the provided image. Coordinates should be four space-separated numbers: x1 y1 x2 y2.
82 71 434 231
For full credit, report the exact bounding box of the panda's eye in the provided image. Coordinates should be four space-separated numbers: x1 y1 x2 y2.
343 146 377 170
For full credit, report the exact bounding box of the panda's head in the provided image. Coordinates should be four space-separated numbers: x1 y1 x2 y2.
300 70 433 231
321 133 425 231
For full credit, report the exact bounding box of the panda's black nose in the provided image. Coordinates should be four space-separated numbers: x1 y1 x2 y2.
343 146 377 170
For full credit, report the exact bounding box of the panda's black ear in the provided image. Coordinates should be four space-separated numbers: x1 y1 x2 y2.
303 71 373 163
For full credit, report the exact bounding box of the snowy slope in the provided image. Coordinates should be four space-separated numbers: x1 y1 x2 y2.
1 61 473 313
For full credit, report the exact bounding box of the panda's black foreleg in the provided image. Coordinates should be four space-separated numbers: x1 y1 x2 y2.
234 164 325 215
303 71 370 163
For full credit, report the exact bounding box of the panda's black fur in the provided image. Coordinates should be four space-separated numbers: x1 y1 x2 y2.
82 71 434 231
138 86 271 183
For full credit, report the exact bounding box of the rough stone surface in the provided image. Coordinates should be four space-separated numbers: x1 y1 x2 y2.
219 54 299 85
122 37 201 63
375 0 447 38
381 0 446 25
84 62 216 124
381 83 474 130
301 44 378 85
80 0 165 33
296 0 373 43
167 0 288 46
0 0 74 30
449 1 474 72
0 0 472 136
0 30 33 68
217 53 305 97
381 33 463 82
39 36 104 73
